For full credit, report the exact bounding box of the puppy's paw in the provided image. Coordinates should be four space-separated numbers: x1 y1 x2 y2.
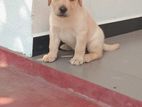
84 54 93 63
70 57 84 65
42 54 57 63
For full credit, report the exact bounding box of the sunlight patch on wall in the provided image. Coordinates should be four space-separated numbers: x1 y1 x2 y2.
13 37 24 53
0 0 7 24
24 0 32 12
20 6 28 20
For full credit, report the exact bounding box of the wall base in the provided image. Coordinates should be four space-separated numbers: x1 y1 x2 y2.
32 17 142 56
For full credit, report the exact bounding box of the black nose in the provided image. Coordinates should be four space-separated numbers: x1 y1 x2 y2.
59 6 67 14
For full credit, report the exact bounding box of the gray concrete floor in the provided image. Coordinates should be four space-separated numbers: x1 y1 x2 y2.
33 30 142 101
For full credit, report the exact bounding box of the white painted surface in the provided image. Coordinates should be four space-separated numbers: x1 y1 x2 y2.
0 0 33 56
32 0 50 37
84 0 142 24
32 0 142 36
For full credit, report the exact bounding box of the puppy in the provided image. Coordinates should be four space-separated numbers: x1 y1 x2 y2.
43 0 120 65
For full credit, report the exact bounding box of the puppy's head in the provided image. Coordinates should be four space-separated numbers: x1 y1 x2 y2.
48 0 82 17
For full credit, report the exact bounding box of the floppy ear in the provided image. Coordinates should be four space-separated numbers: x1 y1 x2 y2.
48 0 52 6
78 0 82 6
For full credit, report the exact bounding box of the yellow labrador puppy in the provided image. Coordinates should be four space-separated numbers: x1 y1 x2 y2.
43 0 120 65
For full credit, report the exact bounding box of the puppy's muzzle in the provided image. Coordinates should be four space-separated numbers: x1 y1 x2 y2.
58 5 68 17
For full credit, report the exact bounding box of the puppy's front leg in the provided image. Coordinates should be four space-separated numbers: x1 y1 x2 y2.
70 32 87 65
43 32 60 62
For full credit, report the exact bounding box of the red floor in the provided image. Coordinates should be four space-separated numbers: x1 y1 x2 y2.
0 47 142 107
0 67 100 107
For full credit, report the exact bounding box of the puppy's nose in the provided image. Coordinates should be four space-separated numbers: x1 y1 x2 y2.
59 6 67 14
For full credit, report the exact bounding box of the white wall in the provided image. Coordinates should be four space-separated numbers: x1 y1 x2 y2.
84 0 142 24
32 0 50 37
0 0 33 56
32 0 142 36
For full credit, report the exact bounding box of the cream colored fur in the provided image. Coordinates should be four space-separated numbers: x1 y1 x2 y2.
43 0 120 65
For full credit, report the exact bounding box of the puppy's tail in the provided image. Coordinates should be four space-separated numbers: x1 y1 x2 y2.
103 43 120 51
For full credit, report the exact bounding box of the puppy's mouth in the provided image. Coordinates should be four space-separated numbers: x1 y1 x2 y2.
57 13 68 17
56 12 69 18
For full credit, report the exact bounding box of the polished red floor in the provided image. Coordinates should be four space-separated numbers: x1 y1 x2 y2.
0 47 142 107
0 67 100 107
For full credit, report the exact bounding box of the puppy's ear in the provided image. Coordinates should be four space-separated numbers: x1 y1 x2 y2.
78 0 82 6
48 0 52 6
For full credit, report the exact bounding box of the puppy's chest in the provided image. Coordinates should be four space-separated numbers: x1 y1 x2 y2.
58 28 76 46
